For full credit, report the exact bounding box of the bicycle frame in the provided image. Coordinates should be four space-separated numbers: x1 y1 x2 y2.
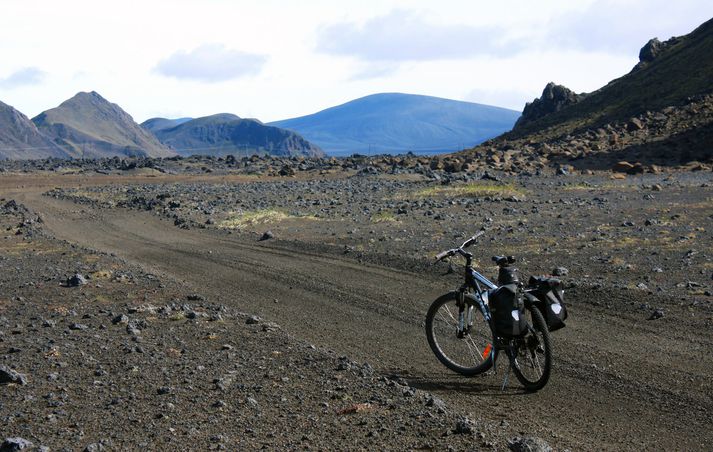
452 254 500 349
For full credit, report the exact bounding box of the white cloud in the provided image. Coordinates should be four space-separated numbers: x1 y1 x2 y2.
155 44 267 83
316 10 522 62
0 67 46 88
546 0 713 55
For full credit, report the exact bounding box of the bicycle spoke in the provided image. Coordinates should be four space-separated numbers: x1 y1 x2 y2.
528 351 541 376
464 335 481 364
440 304 457 324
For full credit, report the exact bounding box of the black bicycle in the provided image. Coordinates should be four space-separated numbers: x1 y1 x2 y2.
425 232 566 391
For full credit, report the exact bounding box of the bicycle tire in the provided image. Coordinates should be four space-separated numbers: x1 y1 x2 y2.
511 305 552 391
425 292 496 376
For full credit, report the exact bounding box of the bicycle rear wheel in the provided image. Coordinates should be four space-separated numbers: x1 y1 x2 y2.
511 306 552 391
425 292 495 376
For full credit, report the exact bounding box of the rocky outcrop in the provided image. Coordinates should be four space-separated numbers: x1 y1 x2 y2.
633 36 682 70
513 83 582 130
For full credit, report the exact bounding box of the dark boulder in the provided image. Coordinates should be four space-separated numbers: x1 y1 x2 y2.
638 37 679 64
259 230 274 241
639 38 664 63
0 366 27 385
632 36 681 71
0 438 34 451
508 436 553 452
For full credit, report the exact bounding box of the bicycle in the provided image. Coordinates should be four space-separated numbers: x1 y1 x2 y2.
425 231 560 391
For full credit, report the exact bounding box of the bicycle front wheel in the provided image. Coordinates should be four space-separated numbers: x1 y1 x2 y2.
425 292 496 376
511 306 552 391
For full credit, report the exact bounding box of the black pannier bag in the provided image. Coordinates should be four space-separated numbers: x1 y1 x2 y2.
489 284 528 337
498 265 520 285
528 276 568 331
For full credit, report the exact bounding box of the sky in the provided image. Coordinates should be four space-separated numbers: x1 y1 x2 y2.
1 0 712 123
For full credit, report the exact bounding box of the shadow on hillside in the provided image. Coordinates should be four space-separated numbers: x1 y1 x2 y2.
565 123 713 171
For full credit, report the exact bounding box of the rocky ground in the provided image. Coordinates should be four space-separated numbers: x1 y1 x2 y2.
0 200 518 451
470 93 713 174
1 162 712 451
46 168 713 302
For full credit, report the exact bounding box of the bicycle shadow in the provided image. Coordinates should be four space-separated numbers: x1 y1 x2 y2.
403 372 532 396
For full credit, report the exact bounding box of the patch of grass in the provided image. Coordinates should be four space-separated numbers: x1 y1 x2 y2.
370 211 398 223
218 209 314 229
415 182 527 199
169 312 185 321
562 183 634 191
93 295 110 304
90 270 113 279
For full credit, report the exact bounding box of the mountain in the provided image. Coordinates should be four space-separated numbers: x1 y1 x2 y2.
269 93 521 156
0 100 70 159
33 91 175 159
458 17 713 170
141 117 193 133
509 17 713 140
142 113 324 158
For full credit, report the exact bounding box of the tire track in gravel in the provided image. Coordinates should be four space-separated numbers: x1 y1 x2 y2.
14 188 713 451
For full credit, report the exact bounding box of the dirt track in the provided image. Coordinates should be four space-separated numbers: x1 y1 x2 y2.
6 175 713 451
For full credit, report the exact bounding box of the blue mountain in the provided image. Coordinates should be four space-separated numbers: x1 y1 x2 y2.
269 93 521 156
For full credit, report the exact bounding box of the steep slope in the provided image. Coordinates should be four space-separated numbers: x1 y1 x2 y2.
509 17 713 139
145 114 324 158
456 17 713 171
33 91 175 159
269 93 521 156
0 100 70 159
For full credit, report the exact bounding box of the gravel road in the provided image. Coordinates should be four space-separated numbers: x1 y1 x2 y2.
2 171 712 450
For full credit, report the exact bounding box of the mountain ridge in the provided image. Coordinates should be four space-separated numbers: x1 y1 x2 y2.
142 114 324 158
269 93 521 156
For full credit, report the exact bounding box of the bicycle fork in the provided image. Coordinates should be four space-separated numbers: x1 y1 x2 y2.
455 290 473 339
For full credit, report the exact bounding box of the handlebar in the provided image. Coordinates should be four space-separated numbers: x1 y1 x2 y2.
435 249 453 261
435 230 485 262
462 230 484 248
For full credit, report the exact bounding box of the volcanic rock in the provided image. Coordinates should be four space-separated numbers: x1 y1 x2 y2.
508 436 553 452
0 366 27 385
514 83 582 129
0 438 34 451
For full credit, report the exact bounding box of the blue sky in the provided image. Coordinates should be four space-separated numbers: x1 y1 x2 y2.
1 0 711 122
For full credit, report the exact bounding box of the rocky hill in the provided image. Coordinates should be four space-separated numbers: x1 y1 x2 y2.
457 17 713 172
142 114 324 158
269 93 521 156
511 17 713 138
0 100 69 160
33 91 175 159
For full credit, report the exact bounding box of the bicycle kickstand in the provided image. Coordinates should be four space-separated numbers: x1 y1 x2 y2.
501 350 515 391
501 364 511 391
